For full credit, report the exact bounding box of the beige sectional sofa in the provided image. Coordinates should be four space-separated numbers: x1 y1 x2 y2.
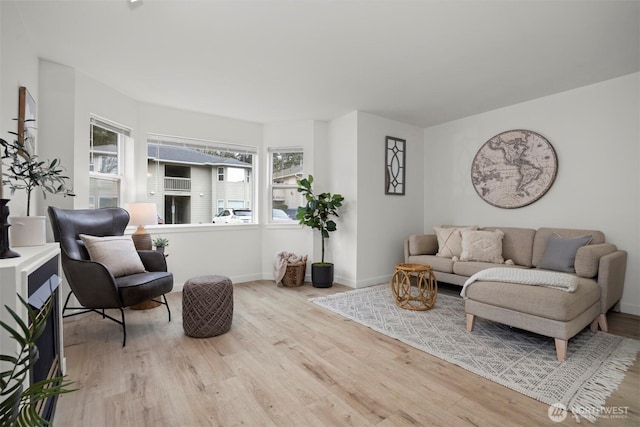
404 226 627 361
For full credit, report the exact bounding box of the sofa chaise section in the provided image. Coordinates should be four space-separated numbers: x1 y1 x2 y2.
404 226 627 361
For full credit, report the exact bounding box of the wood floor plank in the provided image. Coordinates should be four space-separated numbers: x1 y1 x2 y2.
53 280 639 426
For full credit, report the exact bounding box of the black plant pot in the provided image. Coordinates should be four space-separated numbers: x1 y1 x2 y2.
311 263 334 288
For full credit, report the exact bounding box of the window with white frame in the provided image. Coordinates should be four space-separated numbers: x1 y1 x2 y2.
89 117 129 208
147 135 255 225
269 148 303 222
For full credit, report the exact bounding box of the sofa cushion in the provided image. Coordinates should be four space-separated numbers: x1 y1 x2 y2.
460 229 504 263
533 227 605 267
433 226 478 258
453 261 527 277
407 255 454 273
481 227 536 267
408 234 438 256
537 233 593 273
574 243 617 278
464 278 600 322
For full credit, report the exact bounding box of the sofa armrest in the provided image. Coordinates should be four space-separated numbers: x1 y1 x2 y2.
575 243 617 278
408 234 438 257
597 250 627 313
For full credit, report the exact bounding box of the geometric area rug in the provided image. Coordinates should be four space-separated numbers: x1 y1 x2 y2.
311 284 640 422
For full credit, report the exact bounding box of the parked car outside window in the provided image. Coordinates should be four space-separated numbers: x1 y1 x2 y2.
272 209 293 222
213 208 252 224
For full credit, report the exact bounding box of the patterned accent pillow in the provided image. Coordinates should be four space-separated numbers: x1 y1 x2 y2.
460 229 505 263
79 234 146 277
434 226 478 258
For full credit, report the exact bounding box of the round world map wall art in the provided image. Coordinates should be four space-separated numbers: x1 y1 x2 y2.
471 129 558 209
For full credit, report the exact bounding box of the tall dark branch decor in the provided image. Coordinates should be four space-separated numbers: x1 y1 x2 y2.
385 136 405 195
18 87 36 157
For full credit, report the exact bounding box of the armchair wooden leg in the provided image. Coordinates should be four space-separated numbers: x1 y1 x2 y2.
555 338 567 362
466 314 475 332
590 318 599 332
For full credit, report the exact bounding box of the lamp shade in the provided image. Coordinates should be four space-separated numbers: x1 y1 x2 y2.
125 203 157 226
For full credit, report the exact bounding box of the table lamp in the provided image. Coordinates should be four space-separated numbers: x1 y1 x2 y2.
125 202 157 250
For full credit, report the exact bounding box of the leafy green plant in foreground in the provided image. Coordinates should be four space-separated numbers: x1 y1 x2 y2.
0 294 75 426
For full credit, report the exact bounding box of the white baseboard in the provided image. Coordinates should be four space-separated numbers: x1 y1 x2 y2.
619 302 640 316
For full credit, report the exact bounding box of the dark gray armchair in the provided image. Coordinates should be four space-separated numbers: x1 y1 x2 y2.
48 206 173 346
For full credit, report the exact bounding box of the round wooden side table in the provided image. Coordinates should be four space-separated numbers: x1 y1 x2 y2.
390 263 437 311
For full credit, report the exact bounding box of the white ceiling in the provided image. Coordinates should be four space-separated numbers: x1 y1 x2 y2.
12 0 640 128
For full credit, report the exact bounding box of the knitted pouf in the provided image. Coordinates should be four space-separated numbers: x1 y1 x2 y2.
182 275 233 338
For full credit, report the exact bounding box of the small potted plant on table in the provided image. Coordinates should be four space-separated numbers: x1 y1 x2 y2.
152 236 169 254
296 175 344 288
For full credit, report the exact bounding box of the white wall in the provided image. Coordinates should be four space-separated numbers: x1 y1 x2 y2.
324 111 425 288
355 112 425 287
0 1 39 214
327 111 358 285
424 73 640 315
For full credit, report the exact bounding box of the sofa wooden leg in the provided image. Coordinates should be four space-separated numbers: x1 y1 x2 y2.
555 338 567 362
590 318 599 332
598 314 608 333
466 313 475 332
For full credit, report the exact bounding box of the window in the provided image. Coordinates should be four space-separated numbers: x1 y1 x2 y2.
269 148 303 222
89 117 130 208
147 134 256 225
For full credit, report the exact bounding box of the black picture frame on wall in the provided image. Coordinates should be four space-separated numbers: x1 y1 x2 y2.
385 136 406 195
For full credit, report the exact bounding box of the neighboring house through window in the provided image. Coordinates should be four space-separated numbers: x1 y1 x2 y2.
89 117 129 208
147 135 255 225
269 148 303 222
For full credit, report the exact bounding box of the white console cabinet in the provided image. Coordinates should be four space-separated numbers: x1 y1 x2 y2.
0 243 65 421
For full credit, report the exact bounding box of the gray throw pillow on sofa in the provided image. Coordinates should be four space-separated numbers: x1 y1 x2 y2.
537 233 592 273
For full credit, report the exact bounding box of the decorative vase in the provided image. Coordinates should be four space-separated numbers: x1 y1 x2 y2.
9 216 47 247
311 263 334 288
0 199 20 258
156 246 165 254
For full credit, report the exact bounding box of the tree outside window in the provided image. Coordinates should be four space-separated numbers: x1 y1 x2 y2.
270 149 303 222
89 117 128 208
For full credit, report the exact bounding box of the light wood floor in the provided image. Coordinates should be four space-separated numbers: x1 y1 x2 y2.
53 281 639 427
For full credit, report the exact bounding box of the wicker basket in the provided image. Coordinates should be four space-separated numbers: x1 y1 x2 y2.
281 256 308 287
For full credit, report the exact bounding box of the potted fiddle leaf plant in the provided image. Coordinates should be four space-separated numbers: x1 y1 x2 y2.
0 122 74 246
0 294 75 426
296 175 344 288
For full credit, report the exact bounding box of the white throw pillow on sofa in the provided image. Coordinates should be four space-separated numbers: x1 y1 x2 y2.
434 226 478 258
460 229 505 263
